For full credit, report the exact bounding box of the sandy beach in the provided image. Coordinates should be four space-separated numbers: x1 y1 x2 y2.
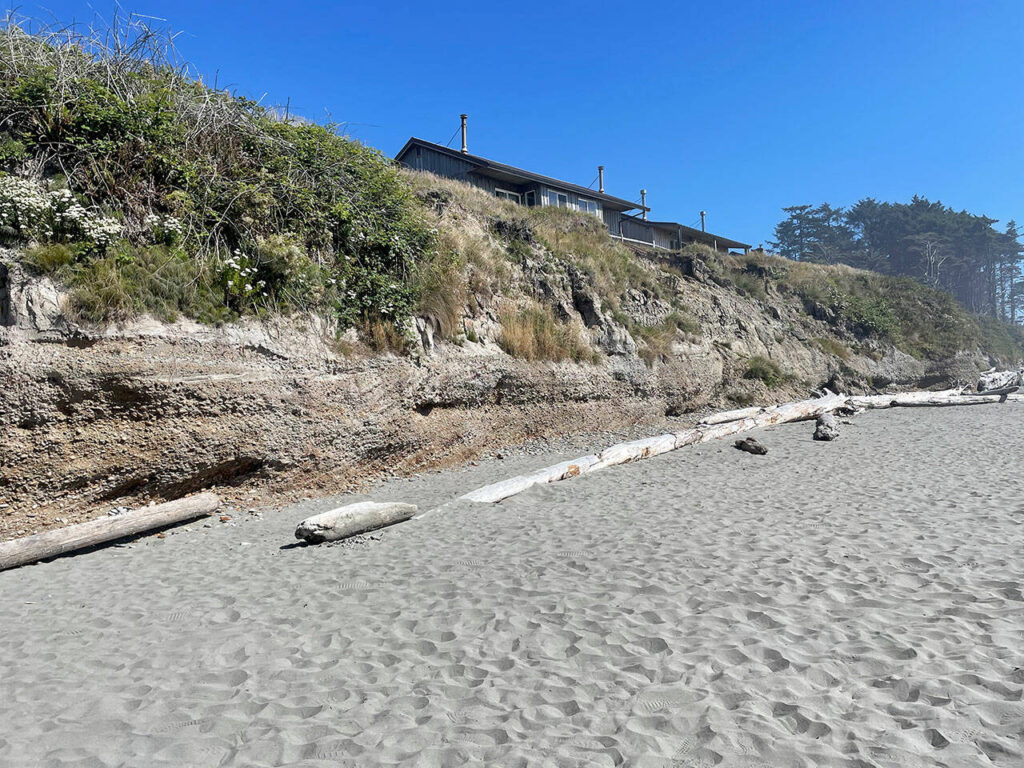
2 404 1023 767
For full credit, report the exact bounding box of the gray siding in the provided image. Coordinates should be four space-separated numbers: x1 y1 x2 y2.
617 217 655 244
400 145 476 180
603 208 622 232
652 227 675 250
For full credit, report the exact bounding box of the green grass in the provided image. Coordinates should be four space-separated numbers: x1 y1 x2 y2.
743 355 794 388
814 336 851 360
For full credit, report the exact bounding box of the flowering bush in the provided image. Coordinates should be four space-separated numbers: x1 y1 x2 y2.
0 174 50 240
144 212 183 246
220 250 266 307
0 174 121 248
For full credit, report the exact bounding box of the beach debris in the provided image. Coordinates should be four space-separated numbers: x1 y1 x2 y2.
734 437 768 455
0 492 220 572
977 368 1022 393
847 389 1013 409
813 413 840 441
459 391 846 504
295 501 417 544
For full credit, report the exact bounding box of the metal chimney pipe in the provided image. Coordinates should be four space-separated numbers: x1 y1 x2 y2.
700 210 706 232
460 114 468 154
598 166 605 193
641 189 647 221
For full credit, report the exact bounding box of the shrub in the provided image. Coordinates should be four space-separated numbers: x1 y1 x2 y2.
814 336 851 360
0 14 433 328
839 294 896 337
743 355 793 388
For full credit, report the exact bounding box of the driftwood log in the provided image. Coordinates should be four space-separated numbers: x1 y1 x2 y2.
461 391 848 503
700 406 765 425
813 413 840 441
0 492 220 572
295 502 417 544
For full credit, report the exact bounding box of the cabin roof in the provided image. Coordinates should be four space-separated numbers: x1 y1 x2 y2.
395 137 648 213
644 219 752 250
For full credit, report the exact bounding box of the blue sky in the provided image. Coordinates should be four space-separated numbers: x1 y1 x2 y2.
18 0 1024 246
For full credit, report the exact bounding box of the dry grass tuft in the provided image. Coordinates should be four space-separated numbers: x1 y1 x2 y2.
497 301 597 363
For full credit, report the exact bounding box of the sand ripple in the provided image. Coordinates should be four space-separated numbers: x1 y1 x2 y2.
2 406 1023 765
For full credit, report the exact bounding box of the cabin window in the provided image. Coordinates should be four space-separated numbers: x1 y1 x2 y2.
495 189 521 204
577 197 600 217
546 189 569 208
525 190 536 207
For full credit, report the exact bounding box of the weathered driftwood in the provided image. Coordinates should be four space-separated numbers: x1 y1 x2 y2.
700 406 765 425
978 369 1022 392
847 388 964 410
295 501 417 544
0 492 220 572
462 392 847 504
813 413 840 441
976 385 1019 400
891 394 1009 408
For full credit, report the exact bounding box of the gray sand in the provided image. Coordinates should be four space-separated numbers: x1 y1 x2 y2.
2 406 1023 767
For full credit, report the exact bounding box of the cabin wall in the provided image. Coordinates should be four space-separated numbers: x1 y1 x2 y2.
617 217 655 244
400 145 476 179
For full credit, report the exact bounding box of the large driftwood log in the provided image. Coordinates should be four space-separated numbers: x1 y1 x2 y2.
295 502 417 543
847 389 964 409
0 493 220 572
700 406 765 425
891 394 1009 407
848 389 1011 409
462 392 847 504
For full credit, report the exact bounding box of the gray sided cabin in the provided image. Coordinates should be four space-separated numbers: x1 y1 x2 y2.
394 137 751 255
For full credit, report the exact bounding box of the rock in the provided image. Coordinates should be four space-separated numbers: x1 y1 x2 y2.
734 437 767 455
295 501 418 544
813 413 840 441
596 321 637 356
1 261 70 336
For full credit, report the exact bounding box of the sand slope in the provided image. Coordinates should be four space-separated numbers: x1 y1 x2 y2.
2 406 1023 766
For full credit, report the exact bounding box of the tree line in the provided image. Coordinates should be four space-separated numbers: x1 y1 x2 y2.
771 197 1023 323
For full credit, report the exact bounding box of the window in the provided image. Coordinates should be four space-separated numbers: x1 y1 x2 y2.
525 190 536 207
495 189 521 204
577 197 600 217
546 189 569 208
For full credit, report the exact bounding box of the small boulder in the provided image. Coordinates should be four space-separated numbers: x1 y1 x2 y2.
734 437 768 455
813 413 840 441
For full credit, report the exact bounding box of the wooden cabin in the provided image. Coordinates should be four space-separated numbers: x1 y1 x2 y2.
395 137 647 230
395 117 750 255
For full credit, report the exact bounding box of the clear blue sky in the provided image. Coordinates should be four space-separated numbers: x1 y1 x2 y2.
20 0 1024 246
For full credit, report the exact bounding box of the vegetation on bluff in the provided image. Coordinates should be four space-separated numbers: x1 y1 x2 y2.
0 13 1019 371
0 14 432 327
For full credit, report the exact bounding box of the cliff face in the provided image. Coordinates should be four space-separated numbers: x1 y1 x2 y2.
0 238 997 539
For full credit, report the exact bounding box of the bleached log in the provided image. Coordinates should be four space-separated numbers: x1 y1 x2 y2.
461 455 600 504
0 493 220 572
295 501 417 544
700 406 765 425
847 388 964 410
523 455 600 484
589 434 677 471
891 394 1008 407
462 392 848 505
